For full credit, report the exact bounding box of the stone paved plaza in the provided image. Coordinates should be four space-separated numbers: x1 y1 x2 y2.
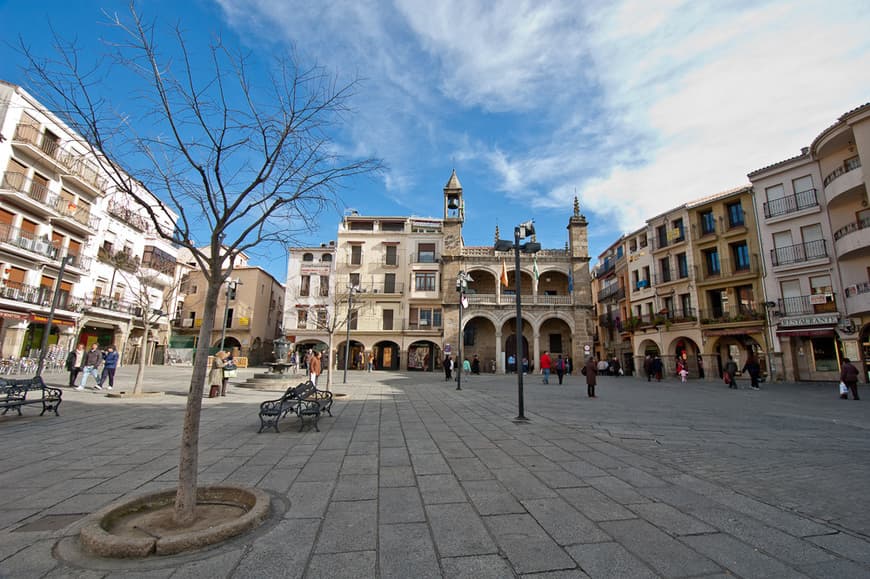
1 366 869 578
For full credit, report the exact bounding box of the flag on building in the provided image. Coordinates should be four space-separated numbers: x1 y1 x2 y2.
568 268 574 293
500 259 509 287
533 256 539 281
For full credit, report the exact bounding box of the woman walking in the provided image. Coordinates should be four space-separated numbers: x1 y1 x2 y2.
209 351 227 398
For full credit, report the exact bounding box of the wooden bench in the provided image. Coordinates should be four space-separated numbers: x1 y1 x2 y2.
0 376 63 417
257 381 334 433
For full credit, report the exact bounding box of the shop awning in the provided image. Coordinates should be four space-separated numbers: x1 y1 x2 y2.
776 327 836 338
0 310 28 320
702 327 763 336
30 314 75 326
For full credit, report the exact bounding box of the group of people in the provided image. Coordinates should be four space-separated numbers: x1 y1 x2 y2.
65 343 119 390
208 350 238 397
538 351 570 385
443 354 482 381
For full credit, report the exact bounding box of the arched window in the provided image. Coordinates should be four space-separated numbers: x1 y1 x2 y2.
322 254 333 262
302 253 314 262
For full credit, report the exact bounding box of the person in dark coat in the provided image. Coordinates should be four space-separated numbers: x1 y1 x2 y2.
840 358 860 400
651 356 663 382
555 354 566 385
583 357 598 398
723 356 739 389
444 355 453 381
742 355 761 390
643 355 653 381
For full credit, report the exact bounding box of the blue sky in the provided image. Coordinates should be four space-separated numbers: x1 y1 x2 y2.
2 0 869 282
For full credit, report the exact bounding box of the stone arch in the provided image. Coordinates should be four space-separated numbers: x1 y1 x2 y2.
460 315 497 373
407 340 440 372
665 336 702 378
336 339 365 371
465 268 497 297
372 340 400 370
538 315 573 359
707 334 764 379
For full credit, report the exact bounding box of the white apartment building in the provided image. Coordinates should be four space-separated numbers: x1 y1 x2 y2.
283 242 336 359
0 80 180 363
750 103 870 382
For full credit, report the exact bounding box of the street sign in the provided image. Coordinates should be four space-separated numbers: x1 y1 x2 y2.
584 345 591 352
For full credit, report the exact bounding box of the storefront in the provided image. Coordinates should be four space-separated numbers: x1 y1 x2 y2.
776 313 840 382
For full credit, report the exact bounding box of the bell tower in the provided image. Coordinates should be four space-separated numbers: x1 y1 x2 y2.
442 169 464 256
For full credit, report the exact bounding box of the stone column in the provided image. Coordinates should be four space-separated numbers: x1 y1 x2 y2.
495 331 503 373
532 331 540 373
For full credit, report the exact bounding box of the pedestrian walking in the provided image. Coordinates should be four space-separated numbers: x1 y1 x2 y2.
840 358 860 400
208 351 226 398
742 354 761 390
96 344 119 390
582 356 598 398
652 356 663 382
309 351 322 387
67 343 85 389
540 351 552 384
462 358 471 374
471 354 480 374
79 343 102 388
507 354 516 374
367 352 374 372
221 352 237 396
611 357 621 377
644 355 653 382
555 354 566 384
723 355 739 389
444 355 453 381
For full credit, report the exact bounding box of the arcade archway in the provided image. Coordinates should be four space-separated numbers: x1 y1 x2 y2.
408 340 440 371
372 340 400 371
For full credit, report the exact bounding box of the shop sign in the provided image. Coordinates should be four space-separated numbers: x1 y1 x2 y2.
779 314 838 327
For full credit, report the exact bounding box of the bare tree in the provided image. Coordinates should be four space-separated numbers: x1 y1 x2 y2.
118 265 179 395
297 286 362 391
21 6 379 526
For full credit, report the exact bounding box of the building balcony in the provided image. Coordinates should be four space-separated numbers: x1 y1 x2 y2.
58 151 108 197
11 124 66 173
409 253 439 265
597 284 624 302
0 224 61 262
770 239 828 267
0 171 57 217
695 255 761 283
776 295 838 317
595 258 616 277
86 294 140 316
354 282 405 295
823 156 863 204
0 281 86 312
763 188 820 220
699 307 764 325
833 216 870 259
62 251 93 271
844 282 870 316
107 201 155 234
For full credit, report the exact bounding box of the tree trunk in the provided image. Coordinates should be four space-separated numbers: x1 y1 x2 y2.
132 320 149 395
173 281 220 526
325 330 334 392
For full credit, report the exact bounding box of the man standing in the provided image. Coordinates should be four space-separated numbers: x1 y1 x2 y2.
724 355 739 389
444 354 453 381
540 351 552 384
507 354 516 374
96 344 119 390
67 343 85 389
555 354 566 385
79 343 102 389
840 358 860 400
309 351 322 387
583 356 598 398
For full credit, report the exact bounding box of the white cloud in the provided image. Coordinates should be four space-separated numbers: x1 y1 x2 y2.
216 0 870 244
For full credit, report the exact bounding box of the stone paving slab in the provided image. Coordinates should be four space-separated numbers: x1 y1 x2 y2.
1 366 870 577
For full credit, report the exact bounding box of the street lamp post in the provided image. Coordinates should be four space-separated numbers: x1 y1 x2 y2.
495 220 540 421
343 285 359 384
36 255 73 377
219 278 241 352
455 271 473 391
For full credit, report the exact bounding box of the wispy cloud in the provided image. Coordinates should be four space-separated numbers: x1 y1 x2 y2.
216 0 870 248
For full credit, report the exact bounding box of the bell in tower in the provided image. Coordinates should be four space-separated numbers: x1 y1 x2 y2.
444 169 464 222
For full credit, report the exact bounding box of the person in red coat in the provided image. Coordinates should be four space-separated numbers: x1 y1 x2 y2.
540 351 552 384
